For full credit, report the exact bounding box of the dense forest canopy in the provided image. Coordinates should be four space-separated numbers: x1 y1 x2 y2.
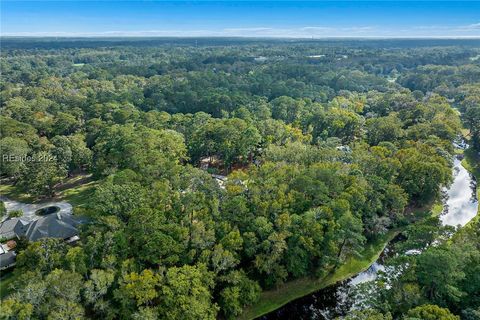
0 39 479 320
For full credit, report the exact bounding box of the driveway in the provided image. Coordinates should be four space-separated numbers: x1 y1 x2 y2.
0 196 73 223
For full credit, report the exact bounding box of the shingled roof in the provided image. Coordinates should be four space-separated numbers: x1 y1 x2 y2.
24 212 81 242
0 251 16 270
0 218 29 240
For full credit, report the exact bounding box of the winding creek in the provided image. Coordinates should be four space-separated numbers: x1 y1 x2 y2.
261 146 478 320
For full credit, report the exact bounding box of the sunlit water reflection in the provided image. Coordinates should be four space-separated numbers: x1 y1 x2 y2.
440 158 478 227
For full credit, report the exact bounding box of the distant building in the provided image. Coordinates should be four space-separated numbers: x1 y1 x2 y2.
254 56 268 62
199 155 221 171
336 145 352 153
211 174 227 189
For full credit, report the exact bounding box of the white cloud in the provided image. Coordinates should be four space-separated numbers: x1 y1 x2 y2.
456 22 480 31
223 28 274 33
300 27 333 32
2 24 479 38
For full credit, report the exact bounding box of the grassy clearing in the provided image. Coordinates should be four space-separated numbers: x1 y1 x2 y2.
239 230 399 320
58 181 97 208
56 177 97 208
0 175 97 207
0 183 35 203
430 201 444 217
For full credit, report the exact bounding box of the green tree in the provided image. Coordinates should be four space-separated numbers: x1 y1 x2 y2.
83 269 116 317
8 210 23 218
43 269 85 319
366 113 404 145
68 134 92 171
218 270 261 319
116 269 161 307
189 118 260 170
15 239 67 275
45 300 85 320
405 304 460 320
0 201 6 217
94 124 186 178
396 144 451 204
464 104 480 148
342 309 393 320
127 208 187 266
416 247 465 305
0 298 34 320
52 112 80 136
312 107 363 143
92 171 148 221
333 203 366 266
0 137 30 179
19 151 66 197
51 135 73 171
65 247 88 275
158 264 218 320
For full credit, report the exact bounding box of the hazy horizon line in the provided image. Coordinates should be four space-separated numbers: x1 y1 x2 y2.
2 36 480 40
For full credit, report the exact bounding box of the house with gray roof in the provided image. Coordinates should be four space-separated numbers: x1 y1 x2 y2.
0 251 16 270
24 211 81 242
0 218 29 240
0 212 81 242
0 210 82 270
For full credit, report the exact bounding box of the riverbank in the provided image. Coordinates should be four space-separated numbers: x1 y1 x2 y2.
239 230 399 320
461 146 480 227
240 145 476 320
239 196 449 320
457 126 479 226
247 136 479 319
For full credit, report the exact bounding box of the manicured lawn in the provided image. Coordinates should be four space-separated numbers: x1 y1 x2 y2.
239 230 398 320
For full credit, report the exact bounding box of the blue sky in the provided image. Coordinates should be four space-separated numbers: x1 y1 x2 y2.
2 1 480 38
